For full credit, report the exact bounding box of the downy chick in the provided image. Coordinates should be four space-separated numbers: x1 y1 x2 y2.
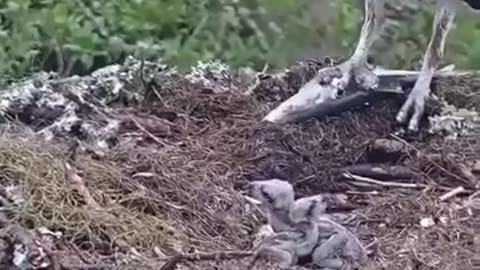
291 195 368 270
248 179 295 232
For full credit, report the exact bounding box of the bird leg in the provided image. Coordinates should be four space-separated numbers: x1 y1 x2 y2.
314 217 369 268
263 0 384 124
251 231 300 269
289 220 321 257
396 0 456 131
252 245 297 269
312 232 349 270
350 0 385 89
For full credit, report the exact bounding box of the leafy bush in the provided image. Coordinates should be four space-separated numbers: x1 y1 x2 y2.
0 0 323 78
1 0 480 80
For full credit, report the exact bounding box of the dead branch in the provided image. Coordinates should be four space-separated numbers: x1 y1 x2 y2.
124 113 170 147
439 186 467 202
391 134 473 187
160 251 255 270
449 158 478 188
342 171 426 190
262 65 480 124
342 164 420 181
427 153 479 188
274 90 397 124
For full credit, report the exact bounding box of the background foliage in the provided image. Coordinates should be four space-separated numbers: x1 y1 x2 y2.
1 0 480 79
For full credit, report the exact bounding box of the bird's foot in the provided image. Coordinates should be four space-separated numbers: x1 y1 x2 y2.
395 0 455 132
254 237 299 269
395 75 432 132
312 257 344 270
352 57 379 91
313 232 349 259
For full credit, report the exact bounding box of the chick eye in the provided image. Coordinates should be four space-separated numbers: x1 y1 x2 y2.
305 199 318 218
260 187 274 204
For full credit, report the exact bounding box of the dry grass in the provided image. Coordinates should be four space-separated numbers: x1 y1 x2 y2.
0 128 183 254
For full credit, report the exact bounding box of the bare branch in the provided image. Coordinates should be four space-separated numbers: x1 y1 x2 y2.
343 164 420 181
439 186 467 202
262 63 480 124
342 171 426 190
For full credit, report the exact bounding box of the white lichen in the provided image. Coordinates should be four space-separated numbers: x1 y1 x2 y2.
186 59 234 92
428 103 480 140
0 57 165 148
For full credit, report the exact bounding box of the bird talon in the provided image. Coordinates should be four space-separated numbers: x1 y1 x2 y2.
396 85 429 132
353 63 379 91
396 101 411 124
408 119 420 132
395 111 406 124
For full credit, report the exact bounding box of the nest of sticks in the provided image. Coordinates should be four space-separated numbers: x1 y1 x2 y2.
0 56 476 270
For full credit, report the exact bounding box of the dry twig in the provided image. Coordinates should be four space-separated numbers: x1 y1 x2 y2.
342 171 426 189
160 250 254 270
343 164 420 181
126 113 169 147
391 134 470 185
439 186 467 202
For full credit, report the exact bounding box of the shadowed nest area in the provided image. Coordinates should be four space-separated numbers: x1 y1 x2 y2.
0 56 477 270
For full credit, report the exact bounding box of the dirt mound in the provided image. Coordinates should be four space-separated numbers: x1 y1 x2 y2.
0 56 477 269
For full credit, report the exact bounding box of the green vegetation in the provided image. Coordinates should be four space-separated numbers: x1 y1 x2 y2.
1 0 480 79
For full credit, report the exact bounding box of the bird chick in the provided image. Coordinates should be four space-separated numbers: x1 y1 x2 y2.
248 180 321 268
311 217 368 270
290 195 368 270
253 232 300 269
252 210 320 268
247 179 295 232
289 195 328 223
248 180 367 269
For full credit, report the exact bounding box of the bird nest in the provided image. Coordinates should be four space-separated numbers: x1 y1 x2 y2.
0 56 476 270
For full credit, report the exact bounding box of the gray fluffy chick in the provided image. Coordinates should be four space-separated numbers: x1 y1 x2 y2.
290 195 368 270
248 179 295 232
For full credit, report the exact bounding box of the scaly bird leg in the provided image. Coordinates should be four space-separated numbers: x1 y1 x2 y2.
396 0 456 131
263 0 384 124
312 232 349 269
250 232 300 269
350 0 385 89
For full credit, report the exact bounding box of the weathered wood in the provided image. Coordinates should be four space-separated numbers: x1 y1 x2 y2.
342 164 420 182
261 67 480 124
342 172 427 190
